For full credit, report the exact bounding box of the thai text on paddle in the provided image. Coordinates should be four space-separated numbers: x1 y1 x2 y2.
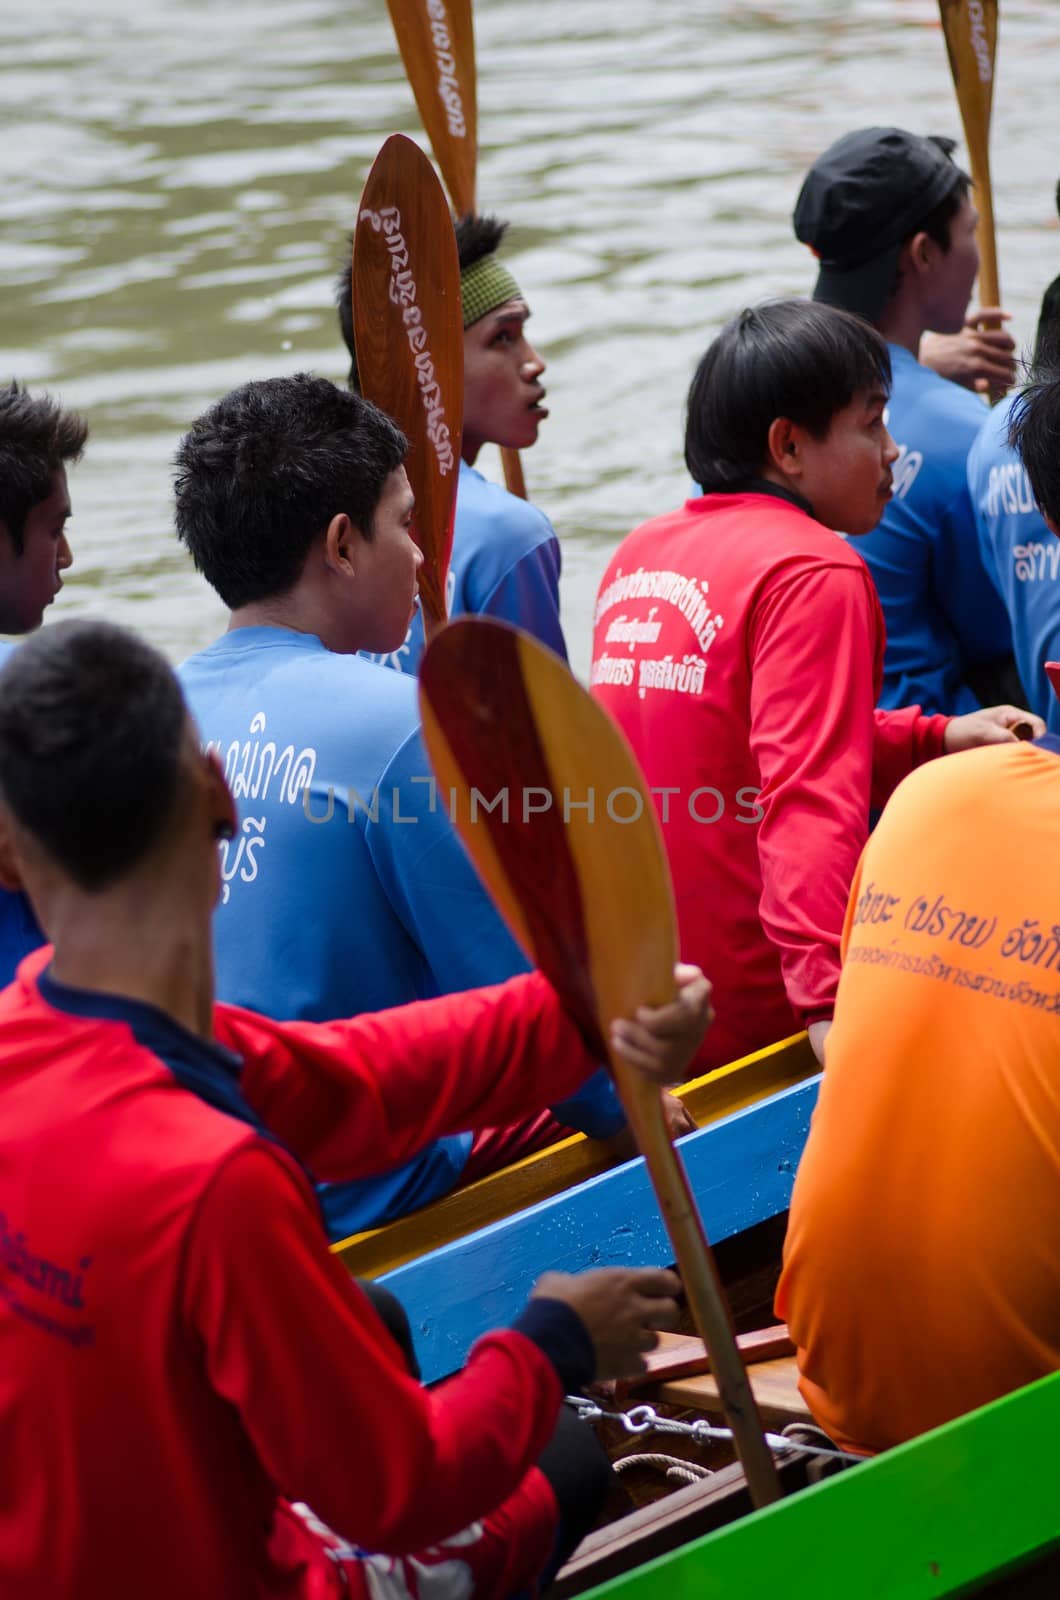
358 203 456 475
426 0 468 137
967 1 992 85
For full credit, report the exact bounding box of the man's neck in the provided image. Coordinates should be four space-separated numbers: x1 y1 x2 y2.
228 598 312 635
875 298 924 359
44 895 215 1039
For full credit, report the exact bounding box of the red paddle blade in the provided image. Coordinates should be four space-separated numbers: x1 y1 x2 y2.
353 133 463 630
418 618 678 1052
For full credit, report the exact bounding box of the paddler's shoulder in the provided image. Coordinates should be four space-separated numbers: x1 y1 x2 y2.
606 491 866 573
456 459 555 549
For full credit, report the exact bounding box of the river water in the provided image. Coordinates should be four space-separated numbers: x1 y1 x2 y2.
2 0 1057 678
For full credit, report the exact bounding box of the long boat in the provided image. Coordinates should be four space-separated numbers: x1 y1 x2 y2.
328 1045 1059 1596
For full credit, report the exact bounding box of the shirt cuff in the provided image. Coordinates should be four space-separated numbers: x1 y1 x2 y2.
511 1298 597 1392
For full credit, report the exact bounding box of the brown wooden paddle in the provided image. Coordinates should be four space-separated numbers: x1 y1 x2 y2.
385 0 529 500
352 133 463 639
939 1 1000 310
419 617 782 1509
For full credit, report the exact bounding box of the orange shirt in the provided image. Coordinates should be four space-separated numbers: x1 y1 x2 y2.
777 741 1060 1453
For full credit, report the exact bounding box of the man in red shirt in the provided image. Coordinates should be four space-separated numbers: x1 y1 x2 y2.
0 620 709 1599
591 300 1040 1073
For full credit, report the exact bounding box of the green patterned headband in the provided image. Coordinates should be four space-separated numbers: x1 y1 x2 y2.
460 254 523 329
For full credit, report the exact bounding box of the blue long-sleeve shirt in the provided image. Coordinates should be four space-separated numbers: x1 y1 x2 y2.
857 344 1013 714
178 627 622 1236
968 392 1060 731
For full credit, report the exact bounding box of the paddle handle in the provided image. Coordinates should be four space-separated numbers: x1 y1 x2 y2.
611 1060 783 1507
969 149 1000 311
423 608 447 645
938 0 1000 311
501 446 528 500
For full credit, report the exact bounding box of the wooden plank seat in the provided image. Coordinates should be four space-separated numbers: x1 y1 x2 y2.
655 1355 814 1429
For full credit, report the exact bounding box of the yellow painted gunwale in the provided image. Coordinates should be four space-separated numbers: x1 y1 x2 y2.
332 1030 814 1278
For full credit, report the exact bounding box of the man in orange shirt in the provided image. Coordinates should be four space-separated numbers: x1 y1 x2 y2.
777 737 1060 1452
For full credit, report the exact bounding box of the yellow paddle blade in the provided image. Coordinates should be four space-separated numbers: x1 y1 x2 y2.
419 618 678 1044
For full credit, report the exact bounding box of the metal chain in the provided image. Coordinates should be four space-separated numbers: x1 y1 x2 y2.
564 1396 863 1466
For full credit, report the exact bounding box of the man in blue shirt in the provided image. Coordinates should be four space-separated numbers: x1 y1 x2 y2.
174 375 664 1239
338 214 566 673
969 275 1060 731
0 382 84 983
794 127 1017 715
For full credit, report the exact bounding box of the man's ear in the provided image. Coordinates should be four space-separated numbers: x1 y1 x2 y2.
0 809 25 893
203 749 238 844
902 230 938 282
765 416 802 483
323 512 359 578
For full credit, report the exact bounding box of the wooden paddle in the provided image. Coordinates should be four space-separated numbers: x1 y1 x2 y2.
419 617 782 1509
352 133 463 639
939 1 1000 309
385 0 529 500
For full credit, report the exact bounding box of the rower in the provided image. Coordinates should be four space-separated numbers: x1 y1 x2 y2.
0 616 706 1598
793 126 1020 716
777 556 1060 1446
590 298 1041 1074
0 381 84 985
174 374 693 1241
968 267 1060 731
338 212 566 674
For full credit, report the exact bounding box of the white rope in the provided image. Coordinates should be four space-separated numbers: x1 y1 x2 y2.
613 1451 714 1486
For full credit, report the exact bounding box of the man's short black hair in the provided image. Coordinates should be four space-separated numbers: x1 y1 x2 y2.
1032 272 1060 375
684 300 892 492
454 212 508 272
0 383 88 555
173 374 407 610
1009 369 1060 530
884 173 972 302
335 212 510 388
0 621 188 892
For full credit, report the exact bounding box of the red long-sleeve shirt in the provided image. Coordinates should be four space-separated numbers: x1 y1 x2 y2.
591 492 948 1070
0 951 599 1598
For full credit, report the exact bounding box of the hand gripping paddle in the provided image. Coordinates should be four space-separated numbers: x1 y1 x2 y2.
419 617 782 1508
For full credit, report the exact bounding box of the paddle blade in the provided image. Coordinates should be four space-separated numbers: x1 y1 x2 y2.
939 0 1000 305
353 134 463 630
419 616 784 1510
419 618 678 1050
386 0 477 218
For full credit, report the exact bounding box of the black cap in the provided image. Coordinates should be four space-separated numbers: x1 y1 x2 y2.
794 128 965 323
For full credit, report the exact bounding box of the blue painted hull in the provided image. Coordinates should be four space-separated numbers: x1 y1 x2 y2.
382 1075 820 1383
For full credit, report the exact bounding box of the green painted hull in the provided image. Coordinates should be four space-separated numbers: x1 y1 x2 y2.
583 1372 1060 1598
